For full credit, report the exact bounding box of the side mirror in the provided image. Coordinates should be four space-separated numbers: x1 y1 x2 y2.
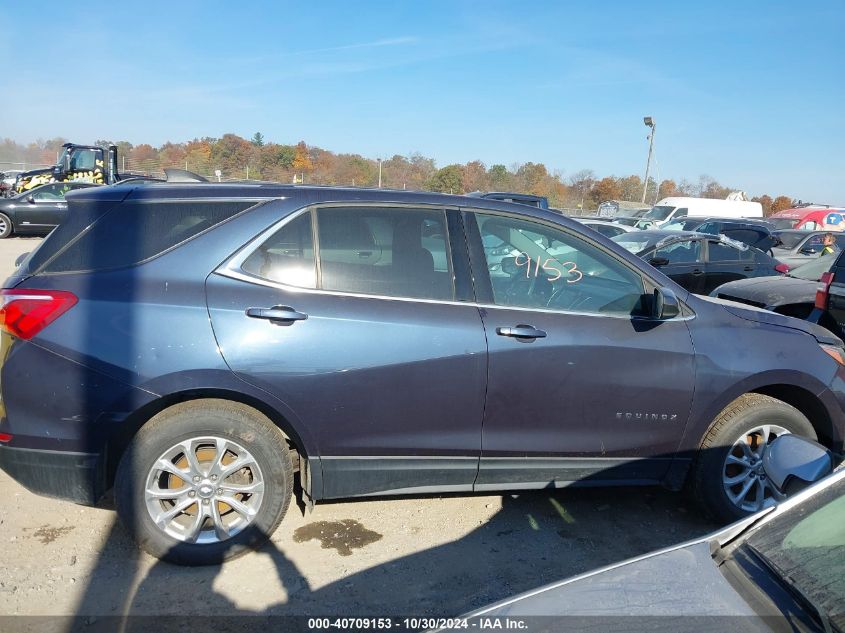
14 252 28 268
652 286 680 320
26 195 35 204
649 256 670 267
763 434 833 496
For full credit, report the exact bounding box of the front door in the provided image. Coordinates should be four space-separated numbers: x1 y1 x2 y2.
24 183 67 229
463 210 696 490
206 204 487 500
646 238 706 294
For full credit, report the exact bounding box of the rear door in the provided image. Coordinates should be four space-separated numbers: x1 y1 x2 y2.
703 239 754 293
463 209 696 489
206 204 488 500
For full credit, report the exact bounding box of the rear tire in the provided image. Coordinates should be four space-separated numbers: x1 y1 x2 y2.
691 393 816 523
0 213 13 239
115 399 293 565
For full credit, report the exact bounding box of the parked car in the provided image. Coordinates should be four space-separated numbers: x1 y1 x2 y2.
662 217 775 251
612 230 787 294
772 229 845 268
638 196 763 229
1 184 843 565
464 435 843 631
0 181 97 238
808 247 845 340
575 217 637 239
466 191 549 209
769 206 845 231
1 170 23 198
711 254 837 321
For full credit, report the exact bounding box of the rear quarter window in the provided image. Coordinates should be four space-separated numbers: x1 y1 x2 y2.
38 200 255 273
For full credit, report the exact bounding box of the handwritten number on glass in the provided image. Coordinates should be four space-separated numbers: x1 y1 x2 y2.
514 253 582 283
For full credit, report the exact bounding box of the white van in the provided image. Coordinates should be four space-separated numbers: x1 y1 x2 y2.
639 196 763 228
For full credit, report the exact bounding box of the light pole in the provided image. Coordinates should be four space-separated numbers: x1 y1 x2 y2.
377 158 382 188
641 116 656 204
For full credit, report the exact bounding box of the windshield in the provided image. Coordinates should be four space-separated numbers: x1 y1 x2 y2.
775 232 808 249
664 219 701 232
611 233 656 254
744 476 844 630
770 218 800 230
643 205 676 221
789 254 837 281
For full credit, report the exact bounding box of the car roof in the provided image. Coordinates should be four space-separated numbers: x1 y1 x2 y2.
67 182 566 223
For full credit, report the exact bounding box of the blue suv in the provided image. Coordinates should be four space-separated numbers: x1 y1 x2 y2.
0 183 843 565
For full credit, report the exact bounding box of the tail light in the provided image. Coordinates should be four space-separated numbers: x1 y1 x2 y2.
774 263 790 274
0 433 11 443
0 289 77 340
815 272 835 311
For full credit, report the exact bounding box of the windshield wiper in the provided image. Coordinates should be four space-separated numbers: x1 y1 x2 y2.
743 544 835 633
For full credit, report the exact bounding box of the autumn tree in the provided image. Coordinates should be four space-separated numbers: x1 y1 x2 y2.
618 175 643 202
752 194 774 215
771 196 795 213
462 160 488 193
658 179 678 199
590 176 623 206
291 141 314 173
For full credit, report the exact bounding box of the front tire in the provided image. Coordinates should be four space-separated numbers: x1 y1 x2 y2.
0 213 13 238
115 399 293 565
691 393 816 523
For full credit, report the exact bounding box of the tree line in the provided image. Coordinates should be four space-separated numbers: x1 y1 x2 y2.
0 134 800 214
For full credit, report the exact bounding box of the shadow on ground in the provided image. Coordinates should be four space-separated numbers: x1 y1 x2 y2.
71 485 718 625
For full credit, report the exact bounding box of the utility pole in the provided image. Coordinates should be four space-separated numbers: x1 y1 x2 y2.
377 158 383 188
641 116 656 204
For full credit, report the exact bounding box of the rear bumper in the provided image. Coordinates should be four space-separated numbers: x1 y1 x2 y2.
0 444 103 505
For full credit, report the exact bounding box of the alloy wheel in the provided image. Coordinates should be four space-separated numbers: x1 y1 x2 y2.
722 424 789 513
144 436 265 544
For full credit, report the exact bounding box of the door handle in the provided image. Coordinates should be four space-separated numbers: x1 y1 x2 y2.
245 306 308 323
743 266 754 271
496 325 547 339
692 269 704 275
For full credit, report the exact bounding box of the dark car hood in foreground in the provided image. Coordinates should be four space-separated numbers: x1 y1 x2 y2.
699 295 841 346
713 275 816 308
474 541 762 619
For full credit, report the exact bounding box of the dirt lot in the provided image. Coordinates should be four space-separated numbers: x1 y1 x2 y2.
0 236 718 618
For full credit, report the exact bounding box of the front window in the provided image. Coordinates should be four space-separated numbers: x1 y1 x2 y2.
473 213 645 315
651 239 701 264
742 476 845 630
643 205 676 221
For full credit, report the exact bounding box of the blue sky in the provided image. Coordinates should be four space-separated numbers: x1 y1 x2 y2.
4 1 844 202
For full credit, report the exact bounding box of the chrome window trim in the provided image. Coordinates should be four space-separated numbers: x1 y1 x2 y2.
218 202 694 321
222 201 460 301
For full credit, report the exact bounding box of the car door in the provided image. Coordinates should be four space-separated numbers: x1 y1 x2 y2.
643 238 705 293
206 203 488 500
463 210 696 490
21 183 66 228
703 239 752 293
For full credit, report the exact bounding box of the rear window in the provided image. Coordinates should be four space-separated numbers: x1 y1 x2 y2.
37 200 254 273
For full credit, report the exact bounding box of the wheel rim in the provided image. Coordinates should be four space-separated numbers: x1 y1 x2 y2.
0 217 8 234
144 436 265 544
722 424 790 513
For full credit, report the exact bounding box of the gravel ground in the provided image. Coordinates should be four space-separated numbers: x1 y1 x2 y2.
0 236 719 619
